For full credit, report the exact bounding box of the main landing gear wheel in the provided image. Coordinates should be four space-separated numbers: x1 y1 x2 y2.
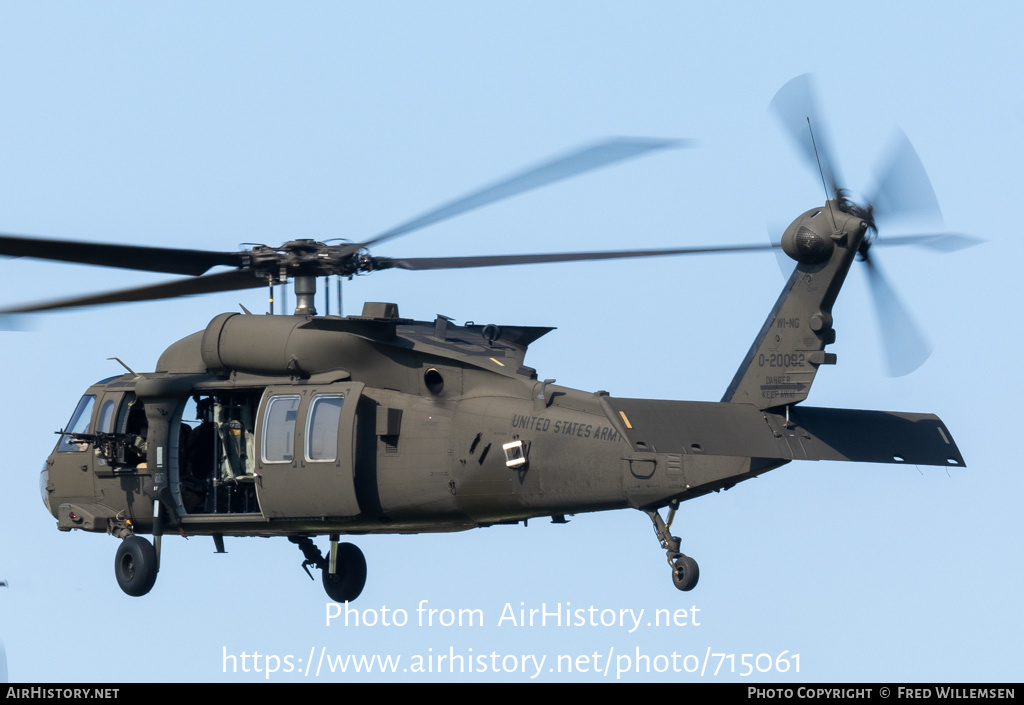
291 536 367 602
114 535 158 597
322 543 367 603
645 504 700 593
671 554 699 592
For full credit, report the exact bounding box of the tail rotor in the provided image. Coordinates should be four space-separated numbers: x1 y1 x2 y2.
770 74 977 376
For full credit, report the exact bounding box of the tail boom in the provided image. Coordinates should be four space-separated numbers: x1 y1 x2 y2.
611 398 964 468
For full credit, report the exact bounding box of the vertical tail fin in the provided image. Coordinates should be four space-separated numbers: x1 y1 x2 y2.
721 203 868 409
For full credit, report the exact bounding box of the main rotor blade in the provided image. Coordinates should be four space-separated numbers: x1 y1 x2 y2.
0 269 263 314
385 242 778 271
868 129 943 226
770 74 842 199
766 221 794 278
349 137 691 254
863 256 932 377
0 233 247 276
386 228 982 272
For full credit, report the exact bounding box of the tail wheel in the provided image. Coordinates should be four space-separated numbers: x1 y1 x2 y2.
322 542 367 603
671 554 699 592
114 535 158 597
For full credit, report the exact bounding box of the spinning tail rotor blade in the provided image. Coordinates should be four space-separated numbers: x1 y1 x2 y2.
868 129 943 227
875 233 983 252
863 255 932 377
769 74 843 199
861 130 979 375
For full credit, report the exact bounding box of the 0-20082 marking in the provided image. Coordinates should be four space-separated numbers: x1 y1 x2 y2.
758 353 805 368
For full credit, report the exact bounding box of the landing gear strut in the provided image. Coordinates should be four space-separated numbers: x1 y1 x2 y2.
290 536 367 603
646 502 699 592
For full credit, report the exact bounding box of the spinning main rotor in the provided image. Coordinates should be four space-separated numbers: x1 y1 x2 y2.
1 137 699 315
0 75 978 374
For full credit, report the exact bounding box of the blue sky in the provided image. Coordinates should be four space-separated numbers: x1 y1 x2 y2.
0 1 1020 683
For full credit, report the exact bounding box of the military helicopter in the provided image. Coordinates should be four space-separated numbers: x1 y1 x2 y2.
3 76 973 602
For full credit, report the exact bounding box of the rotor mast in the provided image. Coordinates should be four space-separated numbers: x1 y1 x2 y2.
293 275 317 316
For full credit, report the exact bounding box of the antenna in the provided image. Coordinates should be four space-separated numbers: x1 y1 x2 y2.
108 357 138 377
806 117 838 230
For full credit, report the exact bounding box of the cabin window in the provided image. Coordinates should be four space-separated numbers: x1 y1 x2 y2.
306 395 344 462
262 395 300 463
58 395 95 452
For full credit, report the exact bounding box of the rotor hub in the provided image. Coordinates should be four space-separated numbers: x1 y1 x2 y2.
781 201 871 266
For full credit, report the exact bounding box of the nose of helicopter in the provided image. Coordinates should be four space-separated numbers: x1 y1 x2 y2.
40 462 55 517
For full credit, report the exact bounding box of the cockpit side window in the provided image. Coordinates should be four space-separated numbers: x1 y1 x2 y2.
58 395 96 452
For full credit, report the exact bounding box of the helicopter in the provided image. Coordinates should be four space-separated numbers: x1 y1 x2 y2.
2 75 972 602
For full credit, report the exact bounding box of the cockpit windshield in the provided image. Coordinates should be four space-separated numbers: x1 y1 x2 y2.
57 395 95 452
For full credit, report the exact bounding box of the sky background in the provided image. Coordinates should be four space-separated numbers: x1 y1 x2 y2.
0 1 1020 683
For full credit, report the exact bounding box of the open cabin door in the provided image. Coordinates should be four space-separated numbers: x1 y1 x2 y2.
254 381 365 520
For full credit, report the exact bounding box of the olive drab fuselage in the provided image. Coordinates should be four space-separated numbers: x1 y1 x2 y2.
42 305 718 539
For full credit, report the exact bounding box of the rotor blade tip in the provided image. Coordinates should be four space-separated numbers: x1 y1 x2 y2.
886 347 933 378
